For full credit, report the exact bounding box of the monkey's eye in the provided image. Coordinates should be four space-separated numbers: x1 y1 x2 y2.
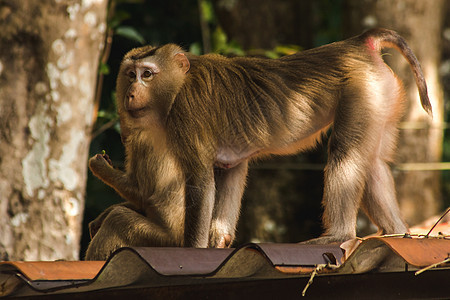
142 69 153 79
127 70 136 80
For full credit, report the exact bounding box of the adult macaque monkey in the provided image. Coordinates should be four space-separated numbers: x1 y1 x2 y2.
88 28 432 251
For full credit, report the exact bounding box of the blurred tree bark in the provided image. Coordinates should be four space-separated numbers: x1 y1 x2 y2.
0 0 107 260
343 0 446 227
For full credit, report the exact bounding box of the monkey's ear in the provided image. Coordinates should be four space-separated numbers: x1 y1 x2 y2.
175 53 190 74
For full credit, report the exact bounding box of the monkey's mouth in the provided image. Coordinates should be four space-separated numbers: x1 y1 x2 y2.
127 107 148 118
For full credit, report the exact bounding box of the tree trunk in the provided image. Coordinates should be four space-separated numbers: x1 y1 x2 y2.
0 0 107 261
343 0 445 226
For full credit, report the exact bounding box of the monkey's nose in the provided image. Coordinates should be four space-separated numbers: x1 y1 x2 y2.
126 93 136 107
125 93 135 111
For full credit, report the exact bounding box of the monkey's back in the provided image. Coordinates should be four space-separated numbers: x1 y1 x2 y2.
168 36 377 155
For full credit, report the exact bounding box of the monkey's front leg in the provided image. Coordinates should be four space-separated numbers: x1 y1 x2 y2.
184 168 216 248
210 161 248 248
89 153 141 205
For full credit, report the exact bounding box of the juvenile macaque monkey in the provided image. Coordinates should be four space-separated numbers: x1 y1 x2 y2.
88 28 431 253
86 147 186 260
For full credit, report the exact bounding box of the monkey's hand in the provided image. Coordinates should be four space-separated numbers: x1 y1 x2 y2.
100 150 113 166
89 153 114 174
88 154 142 206
88 152 122 188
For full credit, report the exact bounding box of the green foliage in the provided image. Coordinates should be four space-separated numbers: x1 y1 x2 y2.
252 45 303 59
198 0 301 58
98 62 110 75
115 26 146 45
189 42 203 55
96 91 119 133
108 9 131 29
96 109 118 123
311 0 343 46
199 0 214 23
211 27 245 56
210 26 302 59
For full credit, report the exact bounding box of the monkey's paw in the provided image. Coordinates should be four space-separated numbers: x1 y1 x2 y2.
99 151 113 166
88 153 114 178
217 234 232 248
89 152 113 168
209 233 233 248
209 220 235 248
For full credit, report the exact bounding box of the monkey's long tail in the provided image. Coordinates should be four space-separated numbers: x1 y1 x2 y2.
363 28 432 117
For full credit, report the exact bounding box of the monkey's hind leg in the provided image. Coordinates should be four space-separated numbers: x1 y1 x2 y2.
361 98 408 235
85 204 181 260
305 85 387 245
361 159 408 236
361 73 408 236
88 202 140 239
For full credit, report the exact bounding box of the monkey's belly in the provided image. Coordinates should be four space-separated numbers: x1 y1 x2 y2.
215 147 259 169
214 125 329 169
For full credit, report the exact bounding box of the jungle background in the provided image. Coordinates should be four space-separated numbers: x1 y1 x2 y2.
0 0 449 260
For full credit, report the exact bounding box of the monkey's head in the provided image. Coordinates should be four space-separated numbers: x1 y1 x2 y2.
116 44 190 138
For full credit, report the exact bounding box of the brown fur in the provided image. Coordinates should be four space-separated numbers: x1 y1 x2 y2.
86 28 431 258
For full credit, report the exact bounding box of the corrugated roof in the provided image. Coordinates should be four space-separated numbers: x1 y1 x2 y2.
1 236 449 299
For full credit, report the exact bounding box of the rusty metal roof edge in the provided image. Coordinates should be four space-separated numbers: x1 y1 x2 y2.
337 236 450 274
119 246 235 277
0 237 450 293
123 242 344 277
2 238 450 297
239 243 343 266
3 237 447 283
0 242 344 297
0 245 313 297
366 236 450 267
0 261 104 281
